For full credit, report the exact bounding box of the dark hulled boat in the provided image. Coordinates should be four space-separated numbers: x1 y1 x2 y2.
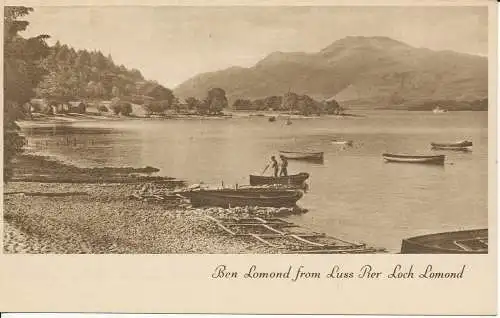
177 188 304 208
249 172 309 187
431 140 473 151
401 229 488 254
382 153 445 165
279 150 324 162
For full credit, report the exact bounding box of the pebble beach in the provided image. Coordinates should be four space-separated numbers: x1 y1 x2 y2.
3 154 384 254
3 181 281 254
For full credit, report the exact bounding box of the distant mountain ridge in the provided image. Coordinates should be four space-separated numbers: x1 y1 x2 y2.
173 36 487 109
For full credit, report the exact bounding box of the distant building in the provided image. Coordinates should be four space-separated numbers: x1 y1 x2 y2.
29 99 87 114
29 98 49 113
51 103 69 114
68 101 87 114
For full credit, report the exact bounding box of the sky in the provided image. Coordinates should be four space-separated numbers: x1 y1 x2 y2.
23 6 488 88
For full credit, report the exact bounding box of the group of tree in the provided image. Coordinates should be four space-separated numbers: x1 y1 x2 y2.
181 88 228 115
233 95 283 111
232 92 344 115
33 38 175 111
3 7 233 180
4 6 50 181
32 39 230 117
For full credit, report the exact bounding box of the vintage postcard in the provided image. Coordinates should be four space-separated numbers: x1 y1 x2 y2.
0 0 497 315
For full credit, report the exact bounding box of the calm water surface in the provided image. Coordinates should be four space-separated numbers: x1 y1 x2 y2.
22 111 488 252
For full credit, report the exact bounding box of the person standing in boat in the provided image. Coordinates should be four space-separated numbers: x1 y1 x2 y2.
279 155 288 177
270 156 279 177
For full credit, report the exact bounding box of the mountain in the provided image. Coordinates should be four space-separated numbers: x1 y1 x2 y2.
173 36 487 109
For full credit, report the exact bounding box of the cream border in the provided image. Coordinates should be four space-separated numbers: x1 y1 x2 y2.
0 0 497 314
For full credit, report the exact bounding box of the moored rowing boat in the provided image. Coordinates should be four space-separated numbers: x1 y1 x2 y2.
279 150 324 162
431 140 473 151
331 140 353 146
177 188 304 208
382 153 445 165
249 172 309 187
401 229 487 254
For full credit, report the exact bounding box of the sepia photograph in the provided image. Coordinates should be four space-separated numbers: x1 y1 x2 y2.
3 4 490 256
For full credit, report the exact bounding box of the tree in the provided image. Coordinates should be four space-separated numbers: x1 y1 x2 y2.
55 44 70 64
111 86 121 98
97 105 109 113
120 102 133 116
4 6 50 181
206 88 227 114
110 98 133 116
129 68 144 80
124 83 136 96
74 49 91 69
143 83 174 104
252 99 266 111
90 51 108 70
142 100 169 115
36 70 82 103
296 95 319 116
84 81 106 99
185 97 200 111
264 96 282 110
323 98 343 115
283 92 298 112
196 99 209 115
232 98 253 110
172 97 181 113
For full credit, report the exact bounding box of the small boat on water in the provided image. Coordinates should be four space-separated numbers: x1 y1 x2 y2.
331 140 353 146
431 140 473 151
177 188 303 208
401 229 488 254
382 153 445 165
433 106 448 114
280 150 324 162
249 172 309 187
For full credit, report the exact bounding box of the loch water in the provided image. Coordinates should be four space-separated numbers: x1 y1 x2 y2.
22 110 488 252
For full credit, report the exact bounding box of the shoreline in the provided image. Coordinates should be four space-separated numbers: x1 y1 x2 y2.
3 181 277 254
4 154 384 254
17 107 487 128
2 154 276 254
17 111 363 128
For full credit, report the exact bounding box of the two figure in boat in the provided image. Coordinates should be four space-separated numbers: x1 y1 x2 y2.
268 155 288 177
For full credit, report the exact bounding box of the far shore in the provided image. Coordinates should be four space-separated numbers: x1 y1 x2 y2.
17 109 369 127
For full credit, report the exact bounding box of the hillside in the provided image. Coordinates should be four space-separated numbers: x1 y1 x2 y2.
34 42 174 107
174 36 487 109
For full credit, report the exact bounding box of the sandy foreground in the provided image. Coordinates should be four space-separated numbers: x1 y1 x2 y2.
3 181 278 254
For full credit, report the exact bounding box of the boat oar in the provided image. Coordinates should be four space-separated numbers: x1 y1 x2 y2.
261 164 269 175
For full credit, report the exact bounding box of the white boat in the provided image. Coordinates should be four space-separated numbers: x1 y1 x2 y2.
433 106 448 114
331 140 353 146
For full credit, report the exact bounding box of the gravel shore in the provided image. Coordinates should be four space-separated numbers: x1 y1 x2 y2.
3 155 384 254
3 182 277 254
